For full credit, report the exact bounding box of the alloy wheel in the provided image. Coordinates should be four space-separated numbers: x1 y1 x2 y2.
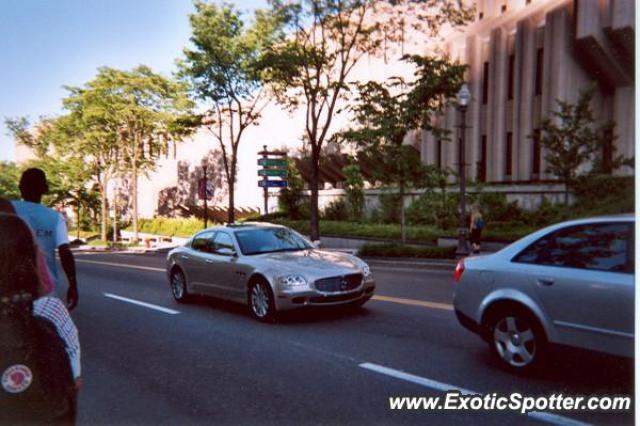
493 315 537 368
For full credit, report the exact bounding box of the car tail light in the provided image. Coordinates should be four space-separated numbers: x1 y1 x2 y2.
454 258 465 283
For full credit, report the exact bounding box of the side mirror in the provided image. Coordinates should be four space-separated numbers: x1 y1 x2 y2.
312 240 322 249
217 247 237 257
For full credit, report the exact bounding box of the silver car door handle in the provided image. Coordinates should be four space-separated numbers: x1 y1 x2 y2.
180 255 190 260
205 259 214 264
537 278 554 286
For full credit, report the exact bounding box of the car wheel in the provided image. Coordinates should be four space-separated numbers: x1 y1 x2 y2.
489 308 545 373
249 280 277 322
170 268 190 303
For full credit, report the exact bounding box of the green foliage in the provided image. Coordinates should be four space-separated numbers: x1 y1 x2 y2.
374 193 402 224
132 217 208 238
272 219 439 244
358 243 456 259
0 162 20 199
469 191 523 223
342 164 365 221
277 160 308 219
539 84 630 204
322 199 349 221
406 191 457 229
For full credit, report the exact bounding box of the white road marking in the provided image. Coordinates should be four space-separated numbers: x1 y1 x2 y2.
77 259 164 272
104 293 180 315
359 363 591 426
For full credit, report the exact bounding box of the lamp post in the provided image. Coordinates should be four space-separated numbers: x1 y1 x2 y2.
456 83 471 257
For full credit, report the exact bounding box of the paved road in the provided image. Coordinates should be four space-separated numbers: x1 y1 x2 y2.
60 252 632 425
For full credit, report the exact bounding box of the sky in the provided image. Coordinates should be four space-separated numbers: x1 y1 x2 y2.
0 0 267 162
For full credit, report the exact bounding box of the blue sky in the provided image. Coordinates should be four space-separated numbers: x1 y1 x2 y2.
0 0 267 162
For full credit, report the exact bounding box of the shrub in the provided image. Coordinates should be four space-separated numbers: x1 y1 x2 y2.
406 190 457 229
358 243 456 259
322 199 349 221
376 192 402 224
277 160 309 219
470 191 523 222
343 164 365 221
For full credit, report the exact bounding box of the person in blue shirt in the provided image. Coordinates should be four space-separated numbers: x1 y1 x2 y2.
12 168 79 310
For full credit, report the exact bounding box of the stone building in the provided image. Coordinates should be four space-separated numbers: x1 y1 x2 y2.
421 0 634 208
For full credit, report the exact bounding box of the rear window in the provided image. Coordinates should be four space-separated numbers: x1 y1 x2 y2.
513 222 633 273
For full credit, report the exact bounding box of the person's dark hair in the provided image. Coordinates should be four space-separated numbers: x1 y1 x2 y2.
0 197 16 214
0 213 39 316
19 168 49 200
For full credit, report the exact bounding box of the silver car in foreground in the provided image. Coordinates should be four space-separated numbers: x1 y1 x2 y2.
166 223 375 321
454 215 634 372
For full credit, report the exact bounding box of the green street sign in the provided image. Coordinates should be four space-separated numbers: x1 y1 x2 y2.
258 158 287 167
258 169 288 177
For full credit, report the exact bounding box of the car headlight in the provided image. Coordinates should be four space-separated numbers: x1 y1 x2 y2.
277 275 308 289
362 264 372 278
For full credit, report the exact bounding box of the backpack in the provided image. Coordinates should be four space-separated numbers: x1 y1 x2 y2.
475 217 485 230
0 311 76 424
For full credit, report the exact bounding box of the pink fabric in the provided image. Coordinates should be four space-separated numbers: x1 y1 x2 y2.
37 250 54 295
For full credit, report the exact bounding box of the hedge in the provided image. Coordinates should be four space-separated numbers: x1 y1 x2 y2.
358 243 457 259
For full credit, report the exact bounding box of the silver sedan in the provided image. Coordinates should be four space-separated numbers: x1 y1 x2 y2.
166 223 375 321
454 214 634 373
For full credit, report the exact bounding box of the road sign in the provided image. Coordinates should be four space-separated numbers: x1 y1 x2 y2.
258 180 288 188
258 150 287 156
258 169 288 177
258 158 287 167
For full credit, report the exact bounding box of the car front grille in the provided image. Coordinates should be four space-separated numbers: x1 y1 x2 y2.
314 274 363 293
309 290 364 304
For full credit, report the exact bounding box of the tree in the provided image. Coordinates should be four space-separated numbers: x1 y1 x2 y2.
87 66 194 241
342 55 466 242
0 161 20 199
342 163 364 221
178 1 283 223
278 159 307 219
263 0 473 240
539 85 627 205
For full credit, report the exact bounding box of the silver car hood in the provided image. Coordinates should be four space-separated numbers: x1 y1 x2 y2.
253 249 363 280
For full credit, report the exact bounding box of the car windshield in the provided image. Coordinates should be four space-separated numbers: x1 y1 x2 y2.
235 227 312 255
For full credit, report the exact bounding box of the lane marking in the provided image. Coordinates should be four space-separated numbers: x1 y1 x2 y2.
77 259 164 272
371 295 453 311
79 259 455 311
359 363 591 426
103 293 180 315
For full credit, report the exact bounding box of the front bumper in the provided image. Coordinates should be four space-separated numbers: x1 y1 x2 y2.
275 281 376 311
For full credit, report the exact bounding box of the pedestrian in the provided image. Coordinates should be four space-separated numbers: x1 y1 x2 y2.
0 197 82 389
469 205 485 254
0 197 54 295
0 213 77 424
12 168 79 310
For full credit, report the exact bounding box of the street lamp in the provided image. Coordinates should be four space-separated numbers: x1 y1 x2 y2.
456 83 471 257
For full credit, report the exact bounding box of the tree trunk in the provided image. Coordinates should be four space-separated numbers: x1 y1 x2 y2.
309 148 321 241
400 182 406 244
133 166 138 243
228 156 237 223
100 179 108 242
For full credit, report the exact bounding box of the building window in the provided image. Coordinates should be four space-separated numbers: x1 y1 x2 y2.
501 4 507 13
507 54 515 100
436 139 442 169
526 0 532 4
532 129 541 177
482 62 489 104
505 132 513 176
478 135 487 182
535 48 544 96
479 12 484 20
603 128 614 174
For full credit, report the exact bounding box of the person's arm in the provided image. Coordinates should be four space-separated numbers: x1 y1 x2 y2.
59 244 78 310
55 213 78 310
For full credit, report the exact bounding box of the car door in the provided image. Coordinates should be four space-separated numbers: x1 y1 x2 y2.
513 221 634 357
202 231 242 300
186 231 217 295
